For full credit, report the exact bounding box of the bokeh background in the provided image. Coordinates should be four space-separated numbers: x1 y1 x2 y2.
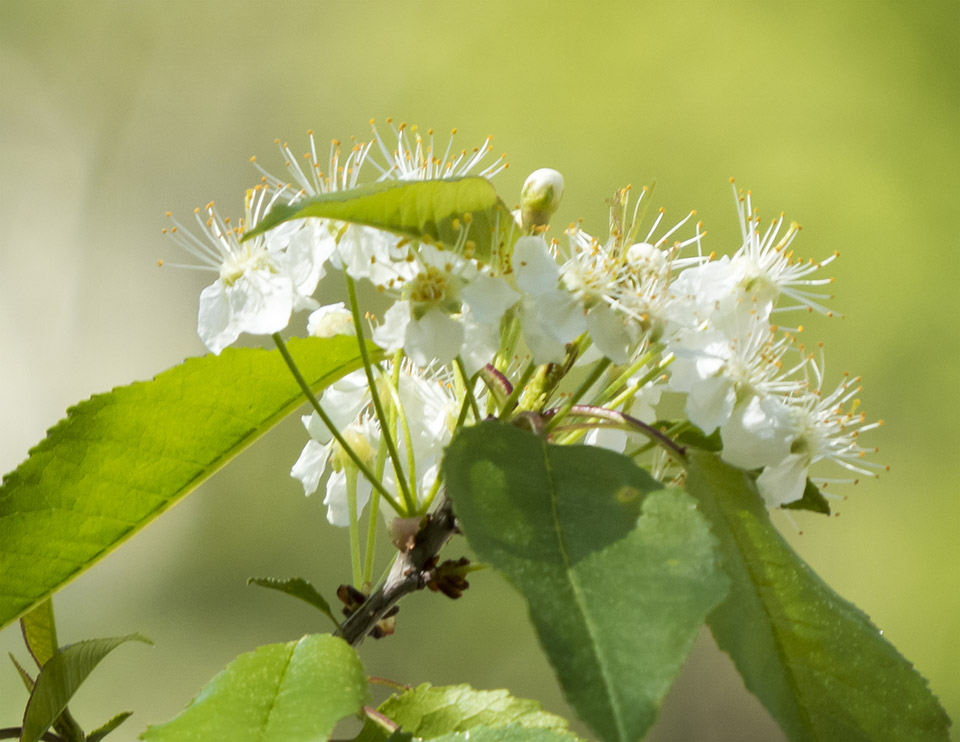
1 2 957 740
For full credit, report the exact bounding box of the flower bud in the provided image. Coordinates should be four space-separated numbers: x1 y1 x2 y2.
520 168 564 231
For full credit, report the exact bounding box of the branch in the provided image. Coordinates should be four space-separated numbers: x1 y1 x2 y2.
338 497 459 646
0 728 65 742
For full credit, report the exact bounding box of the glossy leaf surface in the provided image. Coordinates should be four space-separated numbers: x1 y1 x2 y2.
0 337 373 629
140 634 368 742
686 451 951 742
244 177 517 264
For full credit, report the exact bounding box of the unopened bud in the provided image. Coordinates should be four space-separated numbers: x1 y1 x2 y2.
520 168 564 231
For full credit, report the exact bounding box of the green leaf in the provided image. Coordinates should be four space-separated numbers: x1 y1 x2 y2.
685 451 952 742
248 577 340 630
140 634 369 742
87 711 134 742
9 651 35 692
243 177 517 264
430 726 583 742
781 477 831 516
21 633 151 742
20 598 59 668
443 421 729 742
0 336 374 630
378 683 574 738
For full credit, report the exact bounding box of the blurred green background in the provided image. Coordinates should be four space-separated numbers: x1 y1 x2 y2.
1 2 957 739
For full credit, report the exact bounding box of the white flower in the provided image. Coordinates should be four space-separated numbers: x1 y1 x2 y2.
163 188 325 354
367 119 508 182
290 363 460 524
756 368 885 507
668 304 805 436
729 181 838 316
307 302 356 338
561 188 705 361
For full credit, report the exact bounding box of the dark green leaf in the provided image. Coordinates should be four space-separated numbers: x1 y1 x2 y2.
20 598 58 669
0 337 375 630
378 683 573 738
21 633 151 742
140 634 368 742
87 711 134 742
686 451 951 742
781 478 831 516
9 651 35 692
248 577 340 629
243 177 517 264
443 421 729 742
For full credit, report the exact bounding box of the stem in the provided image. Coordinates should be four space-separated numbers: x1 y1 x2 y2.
345 467 363 589
0 730 64 742
543 357 612 434
548 404 686 458
498 360 536 419
455 356 481 423
344 273 416 514
338 497 459 645
271 333 404 515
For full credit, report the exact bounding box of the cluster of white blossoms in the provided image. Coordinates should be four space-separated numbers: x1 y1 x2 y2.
163 119 883 526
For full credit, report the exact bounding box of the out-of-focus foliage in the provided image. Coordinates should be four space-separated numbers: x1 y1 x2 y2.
1 2 956 740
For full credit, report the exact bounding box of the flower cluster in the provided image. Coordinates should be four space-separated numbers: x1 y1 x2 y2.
162 119 883 531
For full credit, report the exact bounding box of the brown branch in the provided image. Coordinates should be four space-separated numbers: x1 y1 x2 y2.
338 497 458 646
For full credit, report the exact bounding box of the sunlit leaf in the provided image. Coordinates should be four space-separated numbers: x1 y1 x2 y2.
20 598 58 669
243 177 517 264
21 633 151 742
443 421 729 742
379 683 573 738
140 634 368 742
0 337 376 630
686 451 951 742
248 577 340 630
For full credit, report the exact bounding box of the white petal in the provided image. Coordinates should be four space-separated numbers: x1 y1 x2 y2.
290 439 331 496
197 280 239 355
757 453 810 507
403 308 464 367
372 301 411 352
586 303 631 364
225 272 294 336
720 395 792 469
461 275 521 324
685 376 736 435
513 236 560 294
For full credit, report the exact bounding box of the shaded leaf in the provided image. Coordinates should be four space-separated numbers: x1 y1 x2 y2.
244 177 517 264
248 577 339 629
781 478 831 516
140 634 368 742
0 337 375 630
686 451 951 742
443 421 729 742
20 599 58 669
9 651 35 692
87 711 134 742
21 633 151 742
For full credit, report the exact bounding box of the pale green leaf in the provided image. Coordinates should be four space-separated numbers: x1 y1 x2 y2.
443 421 729 742
379 683 573 738
21 633 151 742
244 177 517 264
0 337 375 630
140 634 368 742
9 651 35 692
430 726 583 742
20 598 58 668
686 451 951 742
